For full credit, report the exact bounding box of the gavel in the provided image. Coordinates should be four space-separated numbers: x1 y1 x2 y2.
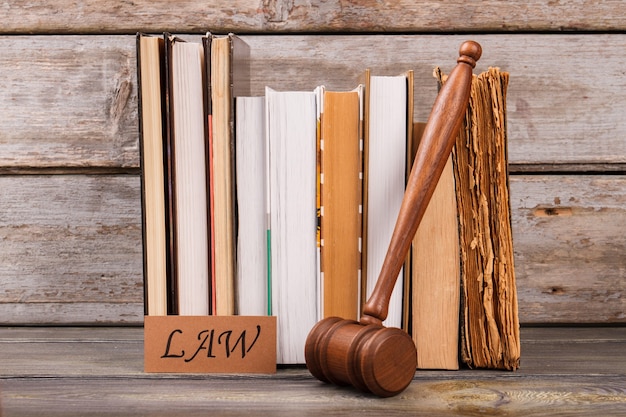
304 41 482 397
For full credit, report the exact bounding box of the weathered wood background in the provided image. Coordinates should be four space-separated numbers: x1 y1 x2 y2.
1 1 624 325
2 327 625 416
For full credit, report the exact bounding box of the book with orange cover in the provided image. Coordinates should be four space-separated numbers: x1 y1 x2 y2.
319 86 364 321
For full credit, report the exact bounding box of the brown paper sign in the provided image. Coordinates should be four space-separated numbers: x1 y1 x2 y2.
144 315 276 373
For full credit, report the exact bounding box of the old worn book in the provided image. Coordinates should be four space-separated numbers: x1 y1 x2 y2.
235 96 268 316
166 35 210 316
410 123 461 370
362 70 414 329
207 33 250 315
440 67 520 370
319 86 364 321
265 87 318 364
137 33 169 316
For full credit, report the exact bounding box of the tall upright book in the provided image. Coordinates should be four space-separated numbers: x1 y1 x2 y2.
265 87 318 364
362 70 414 329
235 96 268 316
202 34 216 315
166 35 210 316
318 86 364 321
439 67 520 370
137 34 168 316
410 123 461 370
207 33 250 315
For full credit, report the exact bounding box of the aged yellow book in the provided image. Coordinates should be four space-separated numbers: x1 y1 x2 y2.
439 67 520 370
411 68 519 371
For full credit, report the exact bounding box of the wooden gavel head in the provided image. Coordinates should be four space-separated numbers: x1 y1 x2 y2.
305 317 417 397
305 40 482 397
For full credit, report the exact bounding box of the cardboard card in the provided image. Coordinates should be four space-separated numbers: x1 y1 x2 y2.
145 315 276 373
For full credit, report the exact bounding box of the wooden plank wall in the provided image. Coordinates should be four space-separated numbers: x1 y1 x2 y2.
1 1 624 325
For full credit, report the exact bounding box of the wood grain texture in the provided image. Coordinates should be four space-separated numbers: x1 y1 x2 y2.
3 376 624 417
0 175 144 324
0 303 142 326
1 33 624 325
0 327 624 416
0 174 623 325
0 36 138 169
2 35 626 169
511 175 626 324
1 327 623 376
2 0 626 34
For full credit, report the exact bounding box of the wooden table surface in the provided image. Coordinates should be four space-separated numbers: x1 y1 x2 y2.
0 326 624 416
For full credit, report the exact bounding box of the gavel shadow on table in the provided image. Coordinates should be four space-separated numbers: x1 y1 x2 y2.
304 41 482 398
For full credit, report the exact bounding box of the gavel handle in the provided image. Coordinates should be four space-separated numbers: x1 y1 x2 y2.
360 41 482 327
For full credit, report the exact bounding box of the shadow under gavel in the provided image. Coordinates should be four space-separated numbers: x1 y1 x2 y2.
305 41 482 398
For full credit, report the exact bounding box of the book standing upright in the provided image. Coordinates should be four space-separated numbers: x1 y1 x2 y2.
362 69 414 329
265 87 319 364
137 34 169 316
166 35 210 316
235 96 268 316
318 85 364 321
208 33 250 315
410 120 461 370
447 67 520 371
